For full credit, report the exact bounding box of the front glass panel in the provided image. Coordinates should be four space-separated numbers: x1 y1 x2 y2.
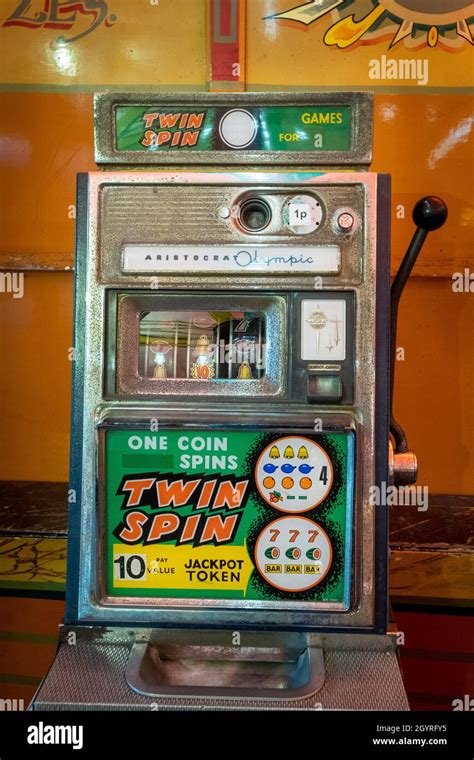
103 428 354 609
139 310 266 381
112 293 286 397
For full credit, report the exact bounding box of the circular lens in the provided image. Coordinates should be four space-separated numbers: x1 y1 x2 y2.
239 198 271 232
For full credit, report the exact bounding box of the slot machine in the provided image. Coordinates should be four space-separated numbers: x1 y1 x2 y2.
32 92 447 710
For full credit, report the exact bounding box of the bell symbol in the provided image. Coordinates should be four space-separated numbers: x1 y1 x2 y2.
237 361 252 379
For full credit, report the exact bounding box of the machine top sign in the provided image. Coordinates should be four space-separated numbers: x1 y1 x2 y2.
94 91 373 166
116 105 351 153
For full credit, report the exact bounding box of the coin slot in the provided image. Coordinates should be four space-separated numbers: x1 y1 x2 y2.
239 198 272 233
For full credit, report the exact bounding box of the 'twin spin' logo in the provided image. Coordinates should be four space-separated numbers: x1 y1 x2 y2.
2 1 116 44
141 111 207 149
112 472 250 548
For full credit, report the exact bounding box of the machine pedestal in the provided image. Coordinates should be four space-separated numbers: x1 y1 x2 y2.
32 626 409 711
126 632 325 700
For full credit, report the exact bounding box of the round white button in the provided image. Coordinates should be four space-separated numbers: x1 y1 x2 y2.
337 212 354 231
218 109 257 149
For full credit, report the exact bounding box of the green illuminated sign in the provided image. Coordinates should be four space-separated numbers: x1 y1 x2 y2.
115 105 351 153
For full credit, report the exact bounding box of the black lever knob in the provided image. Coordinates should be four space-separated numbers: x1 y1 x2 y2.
412 196 448 232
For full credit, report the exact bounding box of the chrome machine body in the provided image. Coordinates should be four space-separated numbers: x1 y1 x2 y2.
32 92 410 710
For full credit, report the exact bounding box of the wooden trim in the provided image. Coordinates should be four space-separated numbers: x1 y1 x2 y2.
390 549 474 608
0 252 73 271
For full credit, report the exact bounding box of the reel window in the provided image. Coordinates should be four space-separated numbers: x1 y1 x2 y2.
139 310 266 381
111 293 286 398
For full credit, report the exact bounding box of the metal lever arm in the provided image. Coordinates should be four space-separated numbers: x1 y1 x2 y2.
389 196 448 480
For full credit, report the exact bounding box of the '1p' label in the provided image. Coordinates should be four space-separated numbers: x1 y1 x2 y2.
289 203 311 227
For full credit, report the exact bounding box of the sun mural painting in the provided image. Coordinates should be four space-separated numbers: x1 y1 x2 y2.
271 0 474 51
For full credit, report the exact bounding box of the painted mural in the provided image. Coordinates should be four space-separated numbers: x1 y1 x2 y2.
271 1 474 51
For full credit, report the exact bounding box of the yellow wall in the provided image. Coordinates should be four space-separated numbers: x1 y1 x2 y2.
0 0 473 493
0 273 73 481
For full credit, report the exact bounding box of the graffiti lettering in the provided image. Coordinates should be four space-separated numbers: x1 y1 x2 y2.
2 0 116 44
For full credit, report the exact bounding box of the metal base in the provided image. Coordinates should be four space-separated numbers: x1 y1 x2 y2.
126 636 325 701
32 626 409 711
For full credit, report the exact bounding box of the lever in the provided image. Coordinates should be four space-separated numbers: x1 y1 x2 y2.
389 196 448 484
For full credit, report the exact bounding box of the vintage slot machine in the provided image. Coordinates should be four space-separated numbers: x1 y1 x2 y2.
32 92 446 710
